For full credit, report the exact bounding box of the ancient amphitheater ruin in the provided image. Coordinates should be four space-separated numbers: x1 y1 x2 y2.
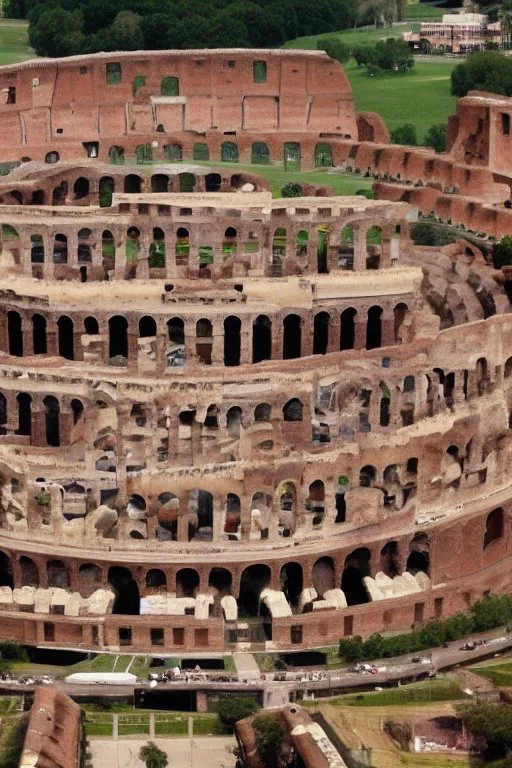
0 49 510 652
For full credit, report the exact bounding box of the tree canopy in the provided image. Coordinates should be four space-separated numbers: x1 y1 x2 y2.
451 51 512 97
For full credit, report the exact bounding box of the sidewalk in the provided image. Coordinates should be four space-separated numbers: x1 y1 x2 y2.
232 652 261 682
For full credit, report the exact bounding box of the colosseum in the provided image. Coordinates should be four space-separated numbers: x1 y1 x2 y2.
0 48 510 653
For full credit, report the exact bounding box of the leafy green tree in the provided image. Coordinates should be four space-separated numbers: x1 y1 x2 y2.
218 695 260 733
139 742 168 768
451 52 512 97
494 236 512 269
253 714 283 768
390 123 417 146
281 182 304 198
339 635 364 662
424 124 447 153
352 45 374 67
318 37 350 63
108 11 144 51
28 7 86 57
373 38 413 71
457 701 512 760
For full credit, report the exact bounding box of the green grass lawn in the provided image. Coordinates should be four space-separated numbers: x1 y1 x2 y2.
472 659 512 687
0 20 34 66
309 678 465 707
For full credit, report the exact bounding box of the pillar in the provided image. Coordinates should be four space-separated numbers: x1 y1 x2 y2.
353 226 367 271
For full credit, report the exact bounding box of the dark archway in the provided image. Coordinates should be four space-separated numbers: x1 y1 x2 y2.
108 566 140 615
280 562 303 609
84 316 99 335
340 308 356 351
17 393 31 436
484 508 504 549
58 315 74 360
380 541 400 578
109 316 128 360
406 532 430 575
7 311 22 356
283 314 301 360
32 314 47 354
252 315 271 363
99 176 114 207
78 564 102 597
312 556 335 598
176 568 199 598
209 568 233 598
342 548 371 606
313 312 329 355
224 315 241 366
20 556 39 587
139 315 157 338
124 175 141 194
47 559 69 588
0 551 13 588
238 564 271 617
43 396 60 447
205 173 221 192
151 174 168 193
146 569 167 589
73 177 89 200
283 398 303 421
366 306 382 350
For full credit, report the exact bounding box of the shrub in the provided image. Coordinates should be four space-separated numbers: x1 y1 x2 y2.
281 182 303 198
390 123 418 146
424 124 447 153
318 38 350 63
139 741 168 768
0 642 29 661
451 51 512 97
493 235 512 269
218 695 260 733
253 714 283 768
410 222 457 247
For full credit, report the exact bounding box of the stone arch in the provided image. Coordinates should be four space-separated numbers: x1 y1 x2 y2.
71 398 84 426
108 146 125 165
20 556 39 587
224 493 241 538
109 315 128 360
312 556 335 598
339 225 355 270
252 315 271 363
224 315 241 366
283 398 303 422
205 173 221 192
313 311 329 355
226 406 243 438
193 143 209 162
221 142 239 163
58 315 74 360
296 229 308 258
45 151 59 164
179 172 195 192
251 142 270 164
188 489 213 542
315 143 333 167
52 233 68 263
340 307 356 350
156 492 179 541
30 234 44 263
484 508 504 549
0 551 13 588
280 562 303 609
99 176 114 207
380 541 400 577
151 174 168 193
136 144 153 164
306 480 325 526
366 225 381 269
254 403 271 422
359 465 376 487
139 315 156 338
176 568 199 598
108 566 140 615
394 302 409 342
43 396 60 447
73 177 89 200
165 143 182 162
146 569 167 589
366 305 382 349
342 548 371 606
7 310 22 356
32 313 47 355
78 563 102 597
209 568 232 597
277 481 296 536
17 393 31 436
406 532 430 575
238 564 271 617
84 316 99 335
47 559 69 588
124 174 141 193
283 314 301 359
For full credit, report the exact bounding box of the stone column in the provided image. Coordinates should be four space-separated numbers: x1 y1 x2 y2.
381 312 395 347
23 317 33 356
127 320 139 372
30 402 46 447
68 232 79 269
328 312 340 353
59 403 74 448
354 317 366 350
353 226 367 271
165 232 177 278
212 494 224 543
211 321 224 366
239 317 251 365
301 314 312 358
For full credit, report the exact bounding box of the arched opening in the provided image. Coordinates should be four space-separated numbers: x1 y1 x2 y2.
45 151 59 164
102 230 115 272
226 406 243 438
99 176 114 207
366 306 382 350
278 482 296 536
146 569 167 589
380 541 400 578
283 398 303 422
252 315 271 363
315 143 333 168
20 556 39 587
57 316 74 360
209 568 232 598
139 315 157 338
70 399 84 426
193 143 209 161
335 481 347 523
296 229 308 260
283 314 301 359
126 227 140 264
379 380 391 427
284 141 301 171
32 314 47 354
224 315 241 366
394 303 408 342
280 562 303 610
406 532 430 575
205 173 221 192
359 465 376 487
221 142 239 163
0 394 6 435
31 190 45 205
175 227 189 264
149 228 165 268
306 480 325 526
43 396 60 447
78 229 92 264
317 227 328 273
271 228 286 275
176 568 199 598
313 312 329 355
161 76 179 96
73 177 89 200
136 144 153 164
51 183 67 206
224 493 241 538
484 508 504 549
156 492 179 541
166 317 185 368
238 564 271 617
30 234 44 263
366 226 381 269
339 226 354 270
53 233 68 264
124 175 141 194
251 142 270 164
78 564 102 597
108 146 125 165
151 174 168 193
179 173 195 193
196 319 212 365
109 316 128 361
7 311 22 356
223 227 237 259
165 144 182 162
108 566 140 615
342 548 371 606
17 393 31 436
84 316 99 335
47 559 69 588
188 490 213 542
254 403 271 422
0 551 13 588
312 556 335 598
340 308 356 350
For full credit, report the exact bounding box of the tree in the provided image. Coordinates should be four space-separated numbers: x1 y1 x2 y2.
424 124 447 153
281 182 304 198
390 123 417 146
28 7 86 58
253 714 283 768
457 701 512 760
108 11 144 51
373 38 413 71
218 696 260 732
139 742 168 768
352 45 374 67
318 37 350 63
493 236 512 269
451 52 512 97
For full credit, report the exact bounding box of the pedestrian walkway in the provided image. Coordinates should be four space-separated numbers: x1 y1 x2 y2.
232 652 261 681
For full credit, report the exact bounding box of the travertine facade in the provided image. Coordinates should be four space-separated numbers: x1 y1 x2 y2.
0 51 510 654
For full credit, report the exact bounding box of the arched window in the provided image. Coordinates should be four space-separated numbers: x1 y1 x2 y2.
139 316 156 338
151 174 168 193
32 314 47 354
221 142 239 163
284 142 300 171
99 176 114 207
315 143 333 168
17 393 31 436
251 142 270 164
179 173 195 193
342 548 371 606
108 146 125 165
45 151 59 164
252 315 271 363
124 175 141 194
224 316 241 366
193 143 209 161
254 403 271 422
136 144 153 164
484 508 504 549
43 396 60 447
161 76 179 96
340 308 356 351
366 306 382 350
165 144 182 162
58 316 74 360
283 398 303 422
109 316 128 361
283 314 301 359
313 312 329 355
7 311 22 356
73 177 89 200
394 302 408 342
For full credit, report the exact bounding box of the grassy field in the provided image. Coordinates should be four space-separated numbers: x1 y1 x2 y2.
0 20 33 65
304 678 465 708
13 652 150 679
471 656 512 687
84 710 221 739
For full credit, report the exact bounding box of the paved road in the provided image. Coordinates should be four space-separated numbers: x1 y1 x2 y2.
89 736 237 768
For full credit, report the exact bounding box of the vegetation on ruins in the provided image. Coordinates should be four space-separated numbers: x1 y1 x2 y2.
493 236 512 269
218 695 260 733
457 700 512 763
317 37 350 63
253 714 284 768
139 741 168 768
424 123 447 153
390 123 418 146
281 182 304 198
452 51 512 97
338 594 512 663
410 222 457 247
